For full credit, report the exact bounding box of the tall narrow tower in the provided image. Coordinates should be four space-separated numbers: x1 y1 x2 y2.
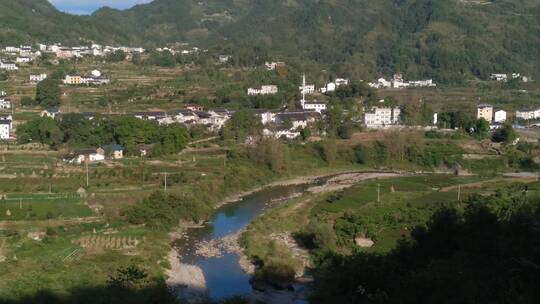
301 73 306 107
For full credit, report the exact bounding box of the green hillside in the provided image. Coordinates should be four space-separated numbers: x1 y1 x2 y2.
1 0 540 83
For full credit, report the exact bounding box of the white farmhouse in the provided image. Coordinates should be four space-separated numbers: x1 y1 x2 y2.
29 74 48 83
248 85 278 96
494 110 507 123
303 101 327 113
254 109 276 125
368 78 392 89
515 109 540 120
0 97 11 110
68 148 106 164
41 108 60 119
16 57 32 64
364 107 401 128
265 62 285 70
0 61 18 71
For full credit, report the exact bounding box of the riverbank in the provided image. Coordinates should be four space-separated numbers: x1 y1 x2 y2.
216 169 402 208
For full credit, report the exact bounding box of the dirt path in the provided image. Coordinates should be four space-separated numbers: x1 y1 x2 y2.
0 217 102 230
187 136 220 146
440 176 536 192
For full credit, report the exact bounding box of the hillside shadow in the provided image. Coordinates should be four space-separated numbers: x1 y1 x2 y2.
310 196 540 304
0 284 180 304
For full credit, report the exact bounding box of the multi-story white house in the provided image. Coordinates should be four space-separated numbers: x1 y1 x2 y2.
0 116 12 139
364 107 401 128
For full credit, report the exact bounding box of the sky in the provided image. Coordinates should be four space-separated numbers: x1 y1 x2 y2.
48 0 153 15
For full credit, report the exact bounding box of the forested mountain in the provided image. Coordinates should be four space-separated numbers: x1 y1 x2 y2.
2 0 540 82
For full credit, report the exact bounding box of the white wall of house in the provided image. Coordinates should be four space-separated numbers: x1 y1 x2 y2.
494 110 507 123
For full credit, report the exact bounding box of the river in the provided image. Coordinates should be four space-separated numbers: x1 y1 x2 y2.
173 181 315 302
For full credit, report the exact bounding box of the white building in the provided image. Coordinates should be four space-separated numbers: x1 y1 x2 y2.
134 111 167 121
265 62 285 70
368 78 392 89
4 46 19 53
254 109 276 125
16 57 32 64
41 108 60 119
0 116 12 139
490 74 508 82
409 79 436 87
0 97 11 110
0 61 18 71
369 74 435 89
172 109 198 123
248 85 279 96
29 74 48 83
516 109 540 120
364 107 401 128
69 149 106 164
494 110 507 123
303 101 327 113
219 55 230 63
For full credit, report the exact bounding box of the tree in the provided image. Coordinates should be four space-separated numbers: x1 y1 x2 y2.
492 123 517 144
16 117 63 147
20 96 37 106
221 110 263 142
35 77 61 108
300 127 312 140
251 138 289 173
106 50 126 62
474 118 490 139
107 265 148 289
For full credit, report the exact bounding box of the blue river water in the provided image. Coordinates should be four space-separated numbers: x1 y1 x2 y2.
175 182 312 301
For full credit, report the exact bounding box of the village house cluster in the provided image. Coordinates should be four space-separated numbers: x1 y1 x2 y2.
133 105 231 132
368 74 436 89
156 44 205 56
63 70 110 86
475 104 507 129
0 43 145 71
63 144 125 165
490 73 530 83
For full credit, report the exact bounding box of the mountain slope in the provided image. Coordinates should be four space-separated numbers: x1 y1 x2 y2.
1 0 540 82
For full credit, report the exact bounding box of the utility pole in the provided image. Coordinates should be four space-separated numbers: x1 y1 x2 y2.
377 183 381 203
86 162 89 188
162 172 169 193
457 185 461 202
